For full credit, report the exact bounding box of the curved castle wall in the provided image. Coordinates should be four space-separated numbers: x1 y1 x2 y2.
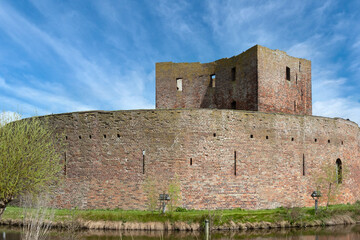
43 109 360 210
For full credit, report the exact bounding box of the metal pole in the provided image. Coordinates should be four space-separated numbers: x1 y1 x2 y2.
162 201 165 214
205 219 209 240
315 199 318 214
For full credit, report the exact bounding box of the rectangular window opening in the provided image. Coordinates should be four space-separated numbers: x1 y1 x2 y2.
234 151 237 176
231 101 236 109
176 78 183 91
286 67 290 81
302 154 305 176
210 74 216 88
190 158 192 166
142 150 145 174
231 67 236 81
299 61 301 72
64 152 67 176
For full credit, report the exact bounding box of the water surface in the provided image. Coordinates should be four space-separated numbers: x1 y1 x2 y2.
1 224 360 239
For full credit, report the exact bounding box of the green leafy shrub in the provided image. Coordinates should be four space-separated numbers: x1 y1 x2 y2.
175 207 187 212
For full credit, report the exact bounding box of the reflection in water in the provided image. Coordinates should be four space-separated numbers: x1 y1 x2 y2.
1 224 360 239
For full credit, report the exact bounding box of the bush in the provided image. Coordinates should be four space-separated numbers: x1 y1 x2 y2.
175 207 187 212
284 207 304 224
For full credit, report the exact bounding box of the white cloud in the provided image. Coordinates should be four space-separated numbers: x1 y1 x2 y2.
287 41 319 60
0 2 154 115
0 111 22 125
313 98 360 124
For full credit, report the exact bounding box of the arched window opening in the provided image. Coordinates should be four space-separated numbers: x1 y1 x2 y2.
210 74 216 87
336 159 342 184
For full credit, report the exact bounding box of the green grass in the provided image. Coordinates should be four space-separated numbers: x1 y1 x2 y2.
2 202 360 226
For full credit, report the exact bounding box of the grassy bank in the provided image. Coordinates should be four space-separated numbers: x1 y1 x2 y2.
2 202 360 228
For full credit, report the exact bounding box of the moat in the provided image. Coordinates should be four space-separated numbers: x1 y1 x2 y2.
1 225 360 239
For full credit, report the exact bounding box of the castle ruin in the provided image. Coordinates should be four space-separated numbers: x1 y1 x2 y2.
38 45 359 210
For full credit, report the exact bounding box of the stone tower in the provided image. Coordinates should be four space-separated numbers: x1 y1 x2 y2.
156 45 311 115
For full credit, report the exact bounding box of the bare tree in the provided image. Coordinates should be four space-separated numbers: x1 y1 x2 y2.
21 193 55 240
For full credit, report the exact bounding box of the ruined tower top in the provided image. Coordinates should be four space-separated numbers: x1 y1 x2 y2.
155 45 311 115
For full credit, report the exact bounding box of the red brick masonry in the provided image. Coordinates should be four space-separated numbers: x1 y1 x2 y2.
33 45 359 210
45 109 360 210
156 45 311 115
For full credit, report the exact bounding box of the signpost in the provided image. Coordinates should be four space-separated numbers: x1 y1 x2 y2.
159 193 170 214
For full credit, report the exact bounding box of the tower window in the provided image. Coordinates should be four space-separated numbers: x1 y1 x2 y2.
231 67 236 81
210 74 216 88
231 101 236 109
286 67 290 81
299 61 301 72
190 158 192 166
176 78 183 91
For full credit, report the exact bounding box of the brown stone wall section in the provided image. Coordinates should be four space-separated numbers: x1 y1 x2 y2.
155 62 216 109
156 45 312 115
156 46 258 110
44 109 359 210
257 46 312 115
213 46 258 110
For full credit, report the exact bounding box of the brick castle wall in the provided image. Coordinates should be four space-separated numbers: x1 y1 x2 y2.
258 46 311 115
156 46 258 111
43 109 359 210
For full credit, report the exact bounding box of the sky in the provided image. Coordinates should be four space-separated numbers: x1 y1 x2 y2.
0 0 360 124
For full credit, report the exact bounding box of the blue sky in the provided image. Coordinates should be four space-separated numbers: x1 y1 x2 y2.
0 0 360 124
